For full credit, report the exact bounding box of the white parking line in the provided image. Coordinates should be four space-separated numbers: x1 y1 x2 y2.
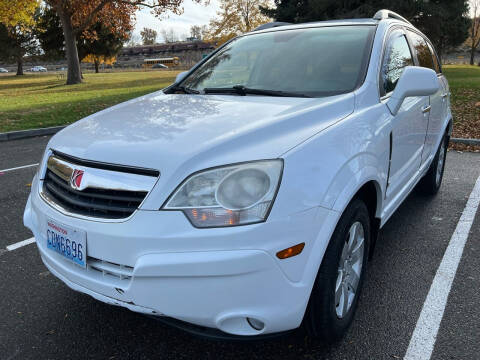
0 163 39 173
404 174 480 360
6 237 36 251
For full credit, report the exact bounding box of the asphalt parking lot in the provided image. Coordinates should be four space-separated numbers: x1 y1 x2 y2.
1 136 479 360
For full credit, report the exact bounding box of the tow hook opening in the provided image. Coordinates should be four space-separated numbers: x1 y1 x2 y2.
247 317 265 331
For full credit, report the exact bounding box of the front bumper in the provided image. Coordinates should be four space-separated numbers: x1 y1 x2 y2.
24 176 340 336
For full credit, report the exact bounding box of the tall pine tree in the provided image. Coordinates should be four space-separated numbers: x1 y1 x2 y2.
261 0 470 58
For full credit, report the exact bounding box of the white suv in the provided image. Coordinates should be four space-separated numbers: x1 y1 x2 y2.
24 10 452 341
30 66 47 72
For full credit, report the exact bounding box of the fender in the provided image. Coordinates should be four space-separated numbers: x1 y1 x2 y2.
322 153 386 217
295 166 384 303
332 166 384 217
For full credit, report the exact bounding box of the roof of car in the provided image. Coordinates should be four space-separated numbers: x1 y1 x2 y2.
251 19 378 35
251 10 414 35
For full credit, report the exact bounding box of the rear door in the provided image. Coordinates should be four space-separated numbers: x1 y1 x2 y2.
429 41 450 142
406 30 446 165
381 29 429 201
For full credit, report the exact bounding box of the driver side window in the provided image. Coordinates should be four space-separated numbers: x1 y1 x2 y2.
381 32 414 96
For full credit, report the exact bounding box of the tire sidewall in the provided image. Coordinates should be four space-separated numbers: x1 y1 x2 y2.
305 199 371 341
435 136 448 189
418 133 449 195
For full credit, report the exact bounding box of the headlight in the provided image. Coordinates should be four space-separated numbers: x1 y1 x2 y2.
162 160 283 227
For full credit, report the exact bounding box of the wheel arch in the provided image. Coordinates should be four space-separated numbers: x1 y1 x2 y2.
353 181 382 221
352 181 382 258
331 168 383 219
301 179 382 336
332 177 383 259
446 117 453 137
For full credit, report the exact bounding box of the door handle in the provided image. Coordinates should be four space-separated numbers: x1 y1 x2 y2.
422 105 432 113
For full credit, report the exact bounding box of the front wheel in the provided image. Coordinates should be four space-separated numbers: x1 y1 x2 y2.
303 199 370 342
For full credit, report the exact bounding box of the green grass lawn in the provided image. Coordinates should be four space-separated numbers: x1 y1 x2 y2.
0 71 179 132
443 65 480 141
0 66 478 140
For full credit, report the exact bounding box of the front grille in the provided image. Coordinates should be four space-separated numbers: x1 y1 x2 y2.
43 169 148 219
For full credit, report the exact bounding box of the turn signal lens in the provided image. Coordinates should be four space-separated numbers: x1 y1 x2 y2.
276 243 305 259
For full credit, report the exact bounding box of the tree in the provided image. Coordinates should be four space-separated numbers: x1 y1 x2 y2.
190 25 201 39
45 0 201 85
79 22 131 72
0 1 39 75
414 0 471 59
261 0 471 59
261 0 422 23
160 27 178 42
205 0 271 45
0 23 38 75
0 0 38 26
36 7 65 61
37 8 132 73
83 54 117 72
125 32 141 46
190 24 207 40
469 0 480 65
140 27 157 45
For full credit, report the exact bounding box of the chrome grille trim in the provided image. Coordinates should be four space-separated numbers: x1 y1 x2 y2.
47 155 158 193
40 153 159 220
52 150 160 177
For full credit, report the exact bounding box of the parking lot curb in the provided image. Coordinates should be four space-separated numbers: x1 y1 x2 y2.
0 126 66 142
450 138 480 146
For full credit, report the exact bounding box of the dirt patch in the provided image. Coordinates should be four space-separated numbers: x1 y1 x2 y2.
450 89 480 140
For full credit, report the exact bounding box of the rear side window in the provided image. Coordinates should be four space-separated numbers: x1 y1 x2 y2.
381 32 413 95
427 42 442 73
407 31 435 70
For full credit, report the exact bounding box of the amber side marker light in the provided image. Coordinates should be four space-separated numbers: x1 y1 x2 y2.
276 243 305 259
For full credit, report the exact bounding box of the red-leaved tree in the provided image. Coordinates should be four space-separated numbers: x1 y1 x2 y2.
46 0 201 84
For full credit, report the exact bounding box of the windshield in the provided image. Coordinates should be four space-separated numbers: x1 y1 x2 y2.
180 25 375 97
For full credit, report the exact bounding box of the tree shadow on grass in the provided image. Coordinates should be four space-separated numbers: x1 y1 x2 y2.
0 78 64 92
0 89 157 132
0 73 176 94
42 83 69 90
38 77 175 95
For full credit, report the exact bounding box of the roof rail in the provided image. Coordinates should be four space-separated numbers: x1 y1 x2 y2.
373 9 412 25
253 22 291 31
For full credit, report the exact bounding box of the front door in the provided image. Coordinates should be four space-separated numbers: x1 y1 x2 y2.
381 29 429 201
407 30 446 165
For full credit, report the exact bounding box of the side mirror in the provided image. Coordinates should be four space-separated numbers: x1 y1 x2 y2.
386 66 439 115
175 71 188 83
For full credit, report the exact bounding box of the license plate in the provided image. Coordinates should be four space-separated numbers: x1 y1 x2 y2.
46 219 87 268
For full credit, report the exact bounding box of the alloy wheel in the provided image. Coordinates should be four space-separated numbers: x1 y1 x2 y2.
436 139 446 186
335 221 365 319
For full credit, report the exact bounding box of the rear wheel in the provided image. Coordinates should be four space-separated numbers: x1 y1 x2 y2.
303 199 370 342
418 134 448 195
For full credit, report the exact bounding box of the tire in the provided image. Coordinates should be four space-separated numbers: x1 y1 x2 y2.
303 199 371 342
418 134 449 195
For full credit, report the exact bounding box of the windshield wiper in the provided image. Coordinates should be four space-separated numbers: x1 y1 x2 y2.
170 85 200 94
203 85 311 98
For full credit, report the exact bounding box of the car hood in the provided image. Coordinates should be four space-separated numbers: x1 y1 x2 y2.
49 91 354 207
